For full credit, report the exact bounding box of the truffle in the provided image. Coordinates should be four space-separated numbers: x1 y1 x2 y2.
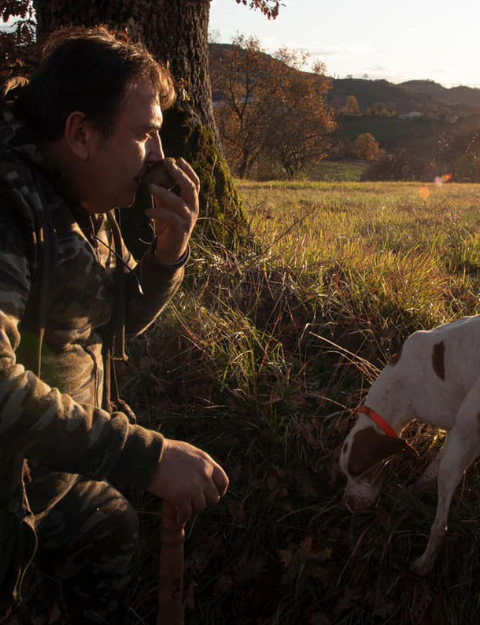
144 158 176 190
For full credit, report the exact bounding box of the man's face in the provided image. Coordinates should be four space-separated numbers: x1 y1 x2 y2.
82 78 165 213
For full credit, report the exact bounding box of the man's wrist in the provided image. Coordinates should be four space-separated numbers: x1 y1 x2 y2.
153 242 190 268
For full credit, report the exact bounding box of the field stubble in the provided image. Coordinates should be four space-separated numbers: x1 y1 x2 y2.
125 180 480 624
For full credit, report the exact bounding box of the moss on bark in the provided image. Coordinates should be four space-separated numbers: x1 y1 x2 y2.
163 106 251 251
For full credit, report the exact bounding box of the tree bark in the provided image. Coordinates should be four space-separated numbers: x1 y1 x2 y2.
33 0 250 256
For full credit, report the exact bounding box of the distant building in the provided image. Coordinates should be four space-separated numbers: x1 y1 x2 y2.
398 112 423 120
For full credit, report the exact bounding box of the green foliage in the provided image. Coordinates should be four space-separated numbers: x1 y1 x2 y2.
125 180 480 624
336 116 448 150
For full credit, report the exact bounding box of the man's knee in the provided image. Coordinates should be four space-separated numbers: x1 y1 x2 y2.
34 480 139 623
36 479 139 579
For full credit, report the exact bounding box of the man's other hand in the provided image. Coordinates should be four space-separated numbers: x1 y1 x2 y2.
147 438 229 525
146 158 199 265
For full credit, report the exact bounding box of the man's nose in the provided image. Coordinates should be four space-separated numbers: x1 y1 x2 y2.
148 131 165 161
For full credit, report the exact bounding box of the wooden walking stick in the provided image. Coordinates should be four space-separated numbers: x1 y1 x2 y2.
157 500 186 625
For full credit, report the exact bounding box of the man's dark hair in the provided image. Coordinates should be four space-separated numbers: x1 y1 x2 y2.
15 26 176 141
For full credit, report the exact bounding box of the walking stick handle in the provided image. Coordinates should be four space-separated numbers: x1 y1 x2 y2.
157 500 185 625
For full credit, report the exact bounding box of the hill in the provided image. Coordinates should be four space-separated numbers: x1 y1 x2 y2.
401 79 480 109
329 78 435 114
210 43 480 118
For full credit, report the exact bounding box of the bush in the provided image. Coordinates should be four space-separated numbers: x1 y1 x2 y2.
362 149 439 181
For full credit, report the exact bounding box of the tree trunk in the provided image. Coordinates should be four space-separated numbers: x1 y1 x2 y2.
33 0 250 256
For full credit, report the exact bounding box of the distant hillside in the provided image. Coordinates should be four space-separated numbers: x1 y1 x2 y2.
330 78 480 116
329 78 434 115
210 43 480 117
401 80 480 109
209 43 480 159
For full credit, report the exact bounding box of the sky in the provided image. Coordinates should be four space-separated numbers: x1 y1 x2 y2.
209 0 480 88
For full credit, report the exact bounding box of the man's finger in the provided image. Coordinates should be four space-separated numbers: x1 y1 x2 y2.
204 483 222 506
191 492 208 515
148 183 189 211
212 464 229 497
175 500 193 526
147 185 191 218
148 183 196 219
175 158 200 191
146 206 192 236
161 160 198 199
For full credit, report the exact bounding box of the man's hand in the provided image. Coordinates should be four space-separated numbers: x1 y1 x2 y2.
147 438 229 525
145 158 199 265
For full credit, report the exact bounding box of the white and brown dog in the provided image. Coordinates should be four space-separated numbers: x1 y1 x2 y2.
339 315 480 576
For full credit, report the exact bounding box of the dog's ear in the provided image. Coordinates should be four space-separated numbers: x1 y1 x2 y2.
387 436 418 459
348 427 418 476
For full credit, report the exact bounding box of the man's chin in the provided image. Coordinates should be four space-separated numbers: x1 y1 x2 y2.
117 190 138 209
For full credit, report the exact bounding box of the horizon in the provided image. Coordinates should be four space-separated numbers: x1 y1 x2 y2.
210 0 480 90
211 41 480 92
2 1 479 89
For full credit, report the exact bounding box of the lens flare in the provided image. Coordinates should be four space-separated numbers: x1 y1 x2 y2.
419 187 430 199
435 174 452 186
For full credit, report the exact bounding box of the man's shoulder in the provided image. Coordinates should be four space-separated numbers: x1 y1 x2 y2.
0 137 49 235
0 102 47 199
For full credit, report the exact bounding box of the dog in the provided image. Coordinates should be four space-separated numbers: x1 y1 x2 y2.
339 315 480 576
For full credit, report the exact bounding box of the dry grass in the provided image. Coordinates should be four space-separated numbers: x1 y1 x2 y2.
125 180 480 625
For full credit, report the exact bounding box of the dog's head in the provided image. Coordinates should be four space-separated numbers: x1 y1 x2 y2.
339 422 417 510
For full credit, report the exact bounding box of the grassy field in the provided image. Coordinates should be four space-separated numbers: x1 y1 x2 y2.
126 180 480 625
307 160 369 182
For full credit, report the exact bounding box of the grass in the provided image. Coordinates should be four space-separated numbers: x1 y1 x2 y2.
124 180 480 624
307 160 369 182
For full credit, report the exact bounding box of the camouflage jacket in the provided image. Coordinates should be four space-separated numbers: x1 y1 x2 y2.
0 92 185 613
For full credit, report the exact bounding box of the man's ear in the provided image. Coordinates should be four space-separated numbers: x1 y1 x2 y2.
63 111 94 161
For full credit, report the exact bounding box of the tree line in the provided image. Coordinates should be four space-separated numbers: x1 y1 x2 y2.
210 36 389 179
4 3 479 186
210 35 337 179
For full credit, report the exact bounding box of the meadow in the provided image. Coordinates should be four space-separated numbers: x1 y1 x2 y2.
127 179 480 625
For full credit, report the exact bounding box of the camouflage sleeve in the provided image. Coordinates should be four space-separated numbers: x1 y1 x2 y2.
0 203 163 489
121 237 185 338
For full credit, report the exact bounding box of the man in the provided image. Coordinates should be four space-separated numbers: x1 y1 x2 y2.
0 26 228 624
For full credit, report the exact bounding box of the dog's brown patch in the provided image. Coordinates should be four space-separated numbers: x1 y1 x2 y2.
348 426 418 477
347 427 393 476
388 346 403 366
432 341 445 380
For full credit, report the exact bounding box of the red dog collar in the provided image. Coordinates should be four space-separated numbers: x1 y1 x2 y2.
358 405 397 438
